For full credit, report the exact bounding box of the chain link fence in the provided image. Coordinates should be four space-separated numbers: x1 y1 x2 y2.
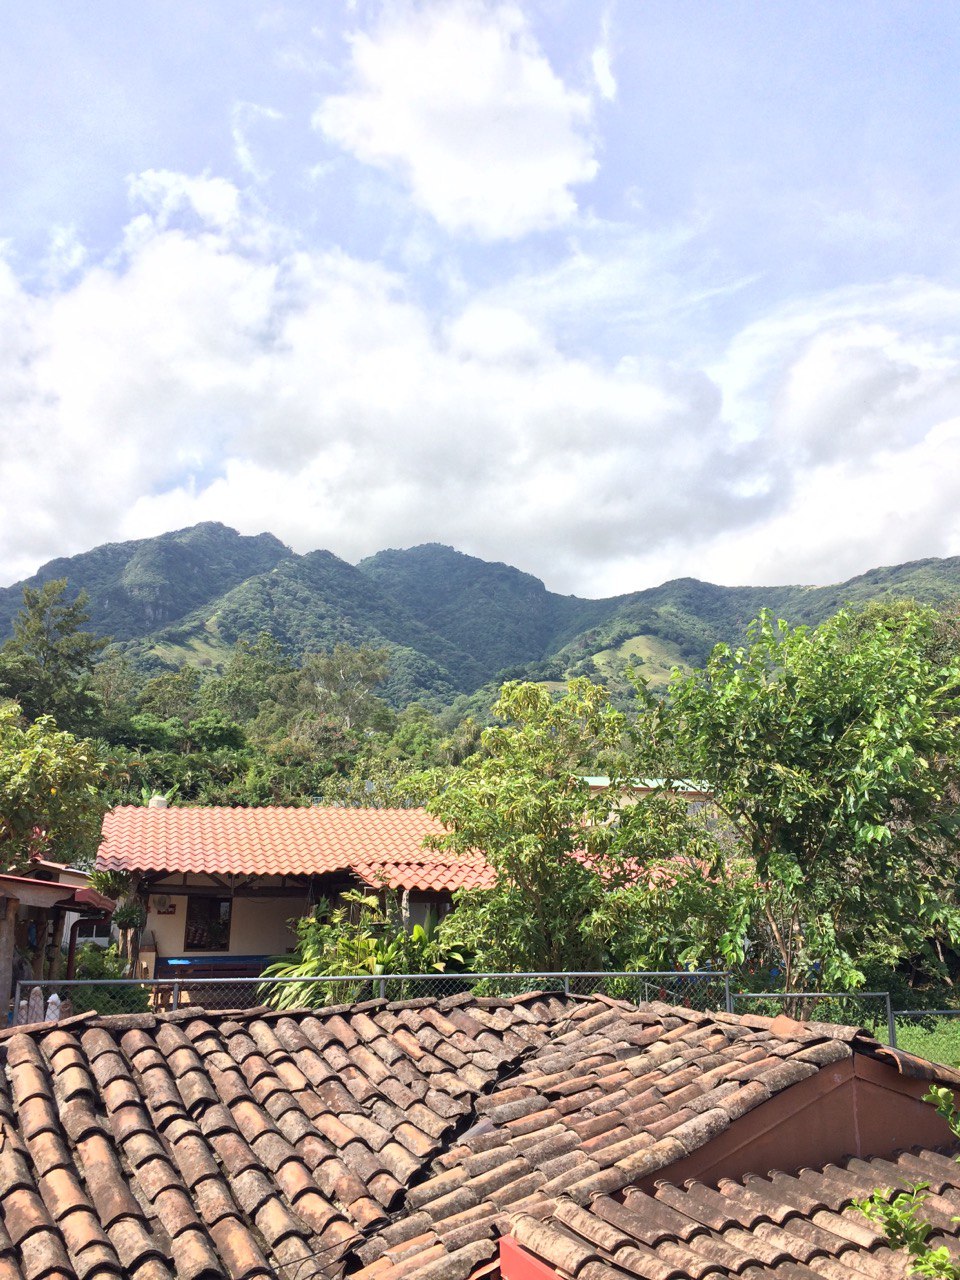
11 970 731 1022
730 991 895 1045
891 1011 960 1067
563 971 729 1010
20 974 959 1059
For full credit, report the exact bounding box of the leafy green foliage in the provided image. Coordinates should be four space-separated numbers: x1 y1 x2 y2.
428 679 722 973
259 891 466 1008
0 705 106 870
290 644 391 734
199 634 292 725
427 679 629 972
87 868 135 901
588 803 753 972
857 1086 960 1278
650 607 960 992
137 667 204 723
69 942 151 1015
0 579 108 731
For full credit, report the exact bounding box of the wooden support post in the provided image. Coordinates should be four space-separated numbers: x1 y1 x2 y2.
0 896 20 1022
48 908 66 981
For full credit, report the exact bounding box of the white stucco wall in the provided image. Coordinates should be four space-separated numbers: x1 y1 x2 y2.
146 887 304 958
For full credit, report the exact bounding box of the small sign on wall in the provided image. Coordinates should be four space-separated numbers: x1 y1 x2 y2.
151 895 176 915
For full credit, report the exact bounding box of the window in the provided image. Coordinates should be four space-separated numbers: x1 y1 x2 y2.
75 920 112 944
184 897 232 951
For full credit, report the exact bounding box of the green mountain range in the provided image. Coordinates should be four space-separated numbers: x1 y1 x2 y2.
3 522 960 706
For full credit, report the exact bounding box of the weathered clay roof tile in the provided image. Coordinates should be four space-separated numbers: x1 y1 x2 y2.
601 1149 960 1279
4 990 960 1280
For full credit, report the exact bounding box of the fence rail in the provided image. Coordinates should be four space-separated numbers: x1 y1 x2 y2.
731 990 896 1048
14 974 960 1063
13 970 731 1022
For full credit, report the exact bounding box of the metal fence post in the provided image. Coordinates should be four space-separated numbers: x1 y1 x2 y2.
171 980 181 1011
724 973 733 1014
378 978 387 1001
563 976 570 995
886 991 896 1048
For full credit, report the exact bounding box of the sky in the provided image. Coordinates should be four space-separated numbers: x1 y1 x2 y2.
3 1 960 597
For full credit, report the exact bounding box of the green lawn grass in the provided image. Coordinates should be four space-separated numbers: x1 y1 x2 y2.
894 1018 960 1068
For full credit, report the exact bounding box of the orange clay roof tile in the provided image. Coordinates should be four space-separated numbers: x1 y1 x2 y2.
97 806 495 893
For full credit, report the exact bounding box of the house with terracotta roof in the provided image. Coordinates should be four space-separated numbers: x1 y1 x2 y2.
0 989 958 1280
0 864 115 1016
96 801 494 977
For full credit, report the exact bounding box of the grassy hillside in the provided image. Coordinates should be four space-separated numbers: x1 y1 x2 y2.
592 633 690 689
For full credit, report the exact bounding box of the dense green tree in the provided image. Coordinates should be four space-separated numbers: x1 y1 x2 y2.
301 644 392 734
0 580 107 731
255 643 392 753
137 666 203 724
588 797 750 971
97 736 338 808
648 607 960 992
427 680 624 971
87 652 139 740
428 679 716 972
0 704 106 870
201 634 293 728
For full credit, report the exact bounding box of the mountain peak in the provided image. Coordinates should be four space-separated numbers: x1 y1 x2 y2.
3 527 960 708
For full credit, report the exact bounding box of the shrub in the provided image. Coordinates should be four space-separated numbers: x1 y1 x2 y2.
68 942 150 1015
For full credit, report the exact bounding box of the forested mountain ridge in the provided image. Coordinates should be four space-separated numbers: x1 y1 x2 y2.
3 523 960 705
131 548 485 704
0 523 288 642
357 543 612 679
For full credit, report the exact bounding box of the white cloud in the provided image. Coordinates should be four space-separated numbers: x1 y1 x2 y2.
591 280 960 592
591 9 617 102
126 170 243 232
42 226 87 287
231 101 283 181
5 178 960 599
314 1 598 240
0 181 759 591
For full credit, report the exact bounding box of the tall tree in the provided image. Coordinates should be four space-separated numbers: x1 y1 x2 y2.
137 666 203 724
427 679 714 972
201 634 293 728
259 643 392 752
0 705 106 870
302 644 392 734
88 652 139 740
649 607 960 991
0 579 107 731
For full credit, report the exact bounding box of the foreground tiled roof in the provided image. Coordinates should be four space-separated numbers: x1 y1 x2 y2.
507 1146 960 1279
98 805 495 892
0 992 953 1280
